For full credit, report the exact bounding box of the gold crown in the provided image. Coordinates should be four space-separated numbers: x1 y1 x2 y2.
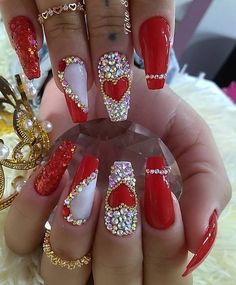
0 75 51 210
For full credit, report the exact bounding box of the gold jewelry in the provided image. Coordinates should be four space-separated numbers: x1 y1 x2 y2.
0 75 51 211
38 2 86 25
43 230 91 270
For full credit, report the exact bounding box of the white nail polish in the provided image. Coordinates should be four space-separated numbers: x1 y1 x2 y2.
63 156 99 225
58 56 88 123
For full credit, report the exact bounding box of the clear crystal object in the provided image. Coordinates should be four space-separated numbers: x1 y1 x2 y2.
55 118 182 199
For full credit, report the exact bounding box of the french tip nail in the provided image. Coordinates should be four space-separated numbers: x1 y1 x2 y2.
147 78 165 90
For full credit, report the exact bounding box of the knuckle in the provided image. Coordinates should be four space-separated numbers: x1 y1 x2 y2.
89 14 124 37
45 14 83 39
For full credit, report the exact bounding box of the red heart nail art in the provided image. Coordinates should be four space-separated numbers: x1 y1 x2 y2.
108 183 136 208
103 77 129 101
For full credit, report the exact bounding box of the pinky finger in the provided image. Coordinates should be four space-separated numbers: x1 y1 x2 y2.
143 156 192 285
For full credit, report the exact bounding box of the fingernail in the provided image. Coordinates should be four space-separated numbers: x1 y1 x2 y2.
63 155 99 225
144 156 175 229
9 16 40 80
58 56 88 123
104 161 138 236
34 140 76 196
139 16 170 89
182 210 218 277
98 52 132 122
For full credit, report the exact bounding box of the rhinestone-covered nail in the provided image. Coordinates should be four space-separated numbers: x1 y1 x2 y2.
104 161 138 236
98 52 132 122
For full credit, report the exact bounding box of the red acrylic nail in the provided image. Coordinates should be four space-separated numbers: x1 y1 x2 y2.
34 140 76 196
182 210 218 277
139 16 170 90
144 156 175 229
10 16 40 80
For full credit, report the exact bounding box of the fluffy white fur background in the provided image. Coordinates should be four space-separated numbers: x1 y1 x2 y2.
0 23 236 284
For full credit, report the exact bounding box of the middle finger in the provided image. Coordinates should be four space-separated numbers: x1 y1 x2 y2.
86 0 133 122
35 0 92 123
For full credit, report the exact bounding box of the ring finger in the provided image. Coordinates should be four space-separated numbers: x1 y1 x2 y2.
86 0 133 122
41 155 100 285
35 0 92 123
93 161 142 285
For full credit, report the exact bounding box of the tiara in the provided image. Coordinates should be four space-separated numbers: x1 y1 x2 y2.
0 75 51 211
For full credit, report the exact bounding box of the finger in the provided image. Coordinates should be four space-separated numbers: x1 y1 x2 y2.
143 156 192 285
93 161 142 285
4 140 76 255
129 69 231 275
0 0 42 79
132 0 175 89
41 155 100 285
35 0 92 123
86 0 133 122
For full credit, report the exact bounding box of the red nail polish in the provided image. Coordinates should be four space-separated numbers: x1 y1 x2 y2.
63 155 99 225
139 16 170 90
34 140 76 196
182 210 218 277
58 57 88 123
144 156 175 229
10 16 40 80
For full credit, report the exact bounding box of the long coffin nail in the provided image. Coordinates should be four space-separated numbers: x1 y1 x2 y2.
63 155 99 225
34 140 76 196
10 16 40 80
144 156 175 229
139 16 170 90
98 52 132 122
104 161 138 236
58 56 88 123
182 210 218 277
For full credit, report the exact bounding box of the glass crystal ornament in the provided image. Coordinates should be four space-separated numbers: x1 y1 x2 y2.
55 119 182 199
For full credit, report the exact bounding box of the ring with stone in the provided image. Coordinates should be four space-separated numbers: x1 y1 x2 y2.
38 2 86 25
42 230 91 270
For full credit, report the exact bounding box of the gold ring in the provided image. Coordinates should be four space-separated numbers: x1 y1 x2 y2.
43 230 91 270
38 2 86 25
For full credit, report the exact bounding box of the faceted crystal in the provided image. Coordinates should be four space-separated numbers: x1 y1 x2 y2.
54 119 182 199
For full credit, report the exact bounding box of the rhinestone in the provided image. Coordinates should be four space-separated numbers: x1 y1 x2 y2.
117 230 124 236
107 224 113 230
112 217 119 225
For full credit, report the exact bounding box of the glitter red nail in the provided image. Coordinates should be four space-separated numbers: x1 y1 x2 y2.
34 140 76 196
10 16 40 80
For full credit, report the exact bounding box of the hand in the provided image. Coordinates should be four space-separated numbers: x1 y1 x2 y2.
0 0 174 123
4 67 231 284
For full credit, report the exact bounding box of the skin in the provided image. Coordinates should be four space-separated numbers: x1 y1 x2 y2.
4 67 231 284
